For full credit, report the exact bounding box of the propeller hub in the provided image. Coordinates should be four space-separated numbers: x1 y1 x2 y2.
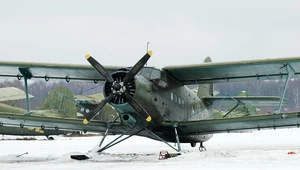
111 81 126 95
105 71 134 104
112 81 121 91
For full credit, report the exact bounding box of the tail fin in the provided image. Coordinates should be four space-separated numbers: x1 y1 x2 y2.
197 56 213 99
41 86 77 118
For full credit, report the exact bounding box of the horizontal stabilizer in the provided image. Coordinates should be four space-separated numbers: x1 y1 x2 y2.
74 93 104 105
0 87 34 102
75 93 118 122
203 96 287 106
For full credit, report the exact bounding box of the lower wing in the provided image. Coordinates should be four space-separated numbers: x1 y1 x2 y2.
166 112 300 134
203 96 287 106
0 112 126 135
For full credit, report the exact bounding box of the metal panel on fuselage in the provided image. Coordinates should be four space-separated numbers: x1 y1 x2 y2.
145 70 212 123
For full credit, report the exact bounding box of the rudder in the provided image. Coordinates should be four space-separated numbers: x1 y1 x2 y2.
41 86 77 118
197 56 213 99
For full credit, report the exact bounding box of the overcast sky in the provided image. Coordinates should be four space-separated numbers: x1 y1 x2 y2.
1 0 300 68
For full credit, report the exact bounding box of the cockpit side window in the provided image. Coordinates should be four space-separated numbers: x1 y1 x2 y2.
150 69 161 80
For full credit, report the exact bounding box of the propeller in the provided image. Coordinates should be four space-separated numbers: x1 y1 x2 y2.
123 92 152 122
85 54 114 83
123 51 152 83
83 51 153 124
82 93 114 124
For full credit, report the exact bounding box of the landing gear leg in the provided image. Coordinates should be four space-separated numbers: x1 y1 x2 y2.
70 125 141 160
98 126 110 148
97 127 142 153
198 142 206 152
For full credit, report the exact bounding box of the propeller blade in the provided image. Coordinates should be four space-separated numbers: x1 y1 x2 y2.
83 93 114 124
123 51 152 83
85 54 114 84
123 92 152 122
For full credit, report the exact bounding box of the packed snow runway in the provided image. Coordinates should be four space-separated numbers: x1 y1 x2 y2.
1 128 300 170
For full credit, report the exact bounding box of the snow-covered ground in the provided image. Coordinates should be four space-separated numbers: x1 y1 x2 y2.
1 128 300 170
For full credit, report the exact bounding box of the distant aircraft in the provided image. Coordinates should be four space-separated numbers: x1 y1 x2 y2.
0 86 117 139
0 51 299 160
75 92 118 121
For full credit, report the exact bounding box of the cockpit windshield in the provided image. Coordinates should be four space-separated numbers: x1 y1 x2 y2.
138 67 161 80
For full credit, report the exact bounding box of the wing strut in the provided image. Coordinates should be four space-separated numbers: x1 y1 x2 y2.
18 68 33 114
222 100 244 118
274 64 295 114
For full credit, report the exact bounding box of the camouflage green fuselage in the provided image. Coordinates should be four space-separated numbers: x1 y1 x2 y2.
111 68 213 143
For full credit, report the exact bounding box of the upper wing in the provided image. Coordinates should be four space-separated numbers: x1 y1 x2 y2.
165 112 300 135
0 87 34 102
0 61 122 82
162 56 300 85
3 56 300 84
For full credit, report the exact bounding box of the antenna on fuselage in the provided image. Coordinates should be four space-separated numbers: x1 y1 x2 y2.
146 42 150 66
146 42 150 52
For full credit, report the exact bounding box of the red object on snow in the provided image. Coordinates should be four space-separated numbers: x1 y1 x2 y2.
158 150 171 160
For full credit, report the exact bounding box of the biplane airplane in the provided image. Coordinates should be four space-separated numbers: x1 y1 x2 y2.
0 51 300 160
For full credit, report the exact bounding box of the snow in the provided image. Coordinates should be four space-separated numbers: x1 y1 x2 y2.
1 128 300 170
